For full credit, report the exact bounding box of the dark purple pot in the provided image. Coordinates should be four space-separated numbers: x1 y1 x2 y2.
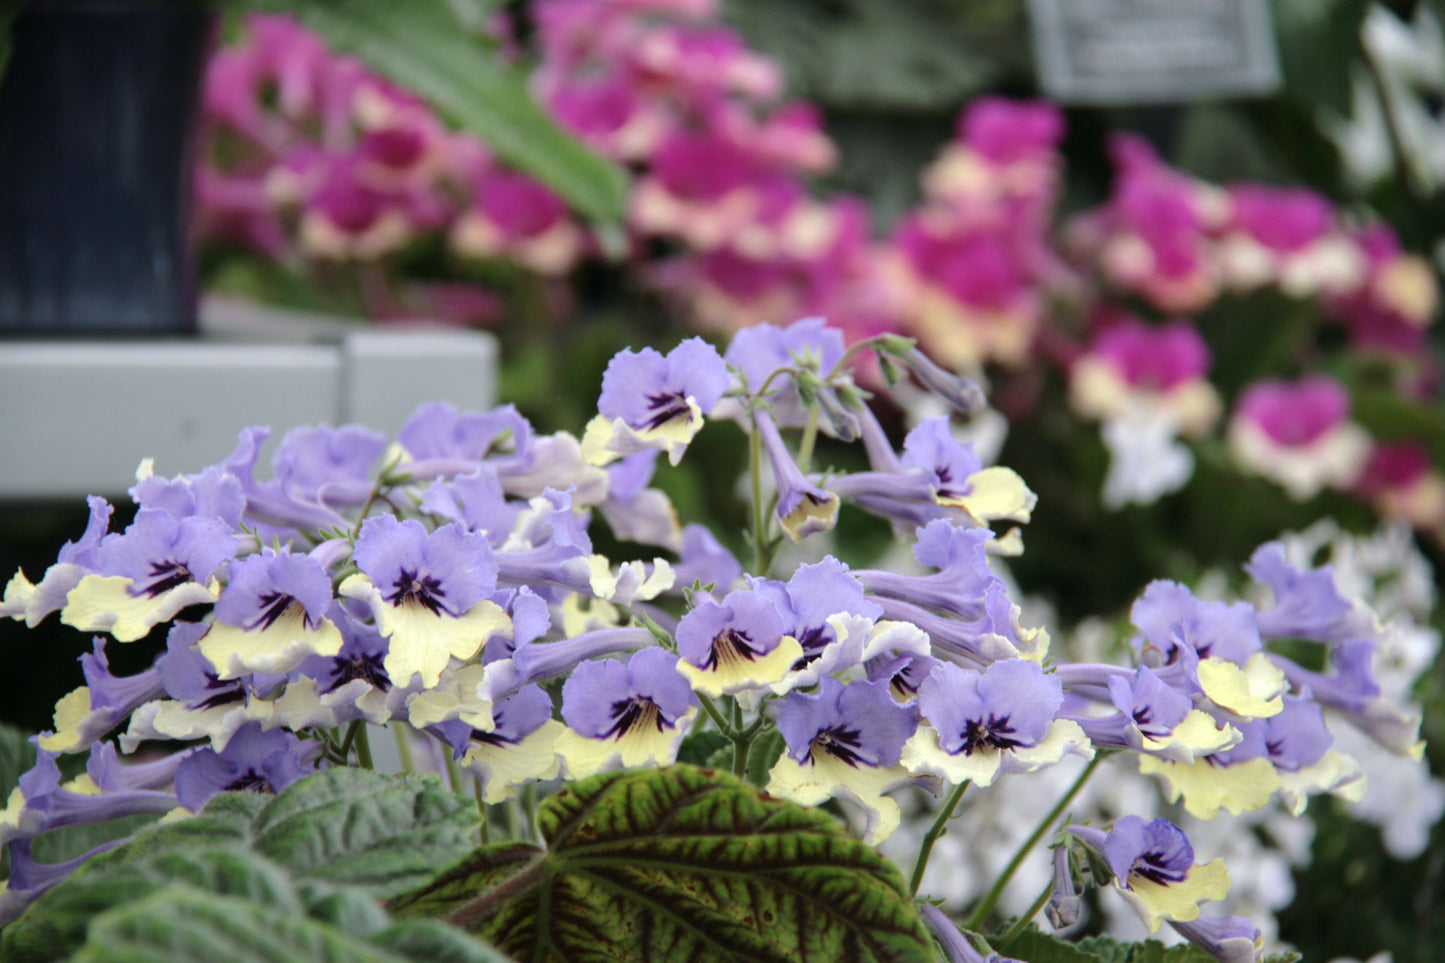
0 0 215 334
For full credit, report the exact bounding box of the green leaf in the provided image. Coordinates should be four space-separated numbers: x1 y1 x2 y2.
745 728 786 789
1003 925 1111 963
250 766 482 898
69 887 420 963
1260 953 1303 963
236 0 627 223
0 848 300 963
1001 928 1219 963
675 730 730 767
1351 390 1445 467
368 919 517 963
2 770 483 961
391 763 936 963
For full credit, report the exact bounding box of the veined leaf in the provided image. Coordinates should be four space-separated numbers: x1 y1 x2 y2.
70 887 420 963
1 769 485 962
236 0 627 224
250 765 482 898
391 763 935 963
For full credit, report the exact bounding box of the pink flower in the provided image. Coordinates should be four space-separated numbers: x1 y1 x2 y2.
1069 319 1219 435
1327 224 1439 353
1357 441 1445 534
1227 377 1371 499
959 97 1065 165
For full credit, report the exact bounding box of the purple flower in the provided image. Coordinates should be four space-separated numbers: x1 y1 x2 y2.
130 464 246 528
339 516 511 688
1168 914 1262 963
37 638 165 754
583 337 731 466
399 402 532 474
768 676 929 842
776 675 916 769
1131 581 1262 666
199 549 344 678
904 659 1087 786
272 423 389 507
60 509 237 642
853 520 997 620
2 496 115 626
723 317 849 429
753 408 839 543
418 466 519 547
220 426 351 533
900 419 1035 526
557 647 697 777
173 722 317 812
674 587 798 696
1068 816 1230 933
1245 542 1358 643
460 684 565 804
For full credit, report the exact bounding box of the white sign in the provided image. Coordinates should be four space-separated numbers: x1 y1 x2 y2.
1030 0 1281 105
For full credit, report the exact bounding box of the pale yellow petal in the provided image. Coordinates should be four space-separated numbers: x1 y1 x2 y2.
198 608 345 680
677 636 805 698
1138 754 1280 819
62 575 218 642
1121 858 1230 932
900 726 1003 786
766 751 921 843
1197 655 1285 719
37 687 93 753
462 720 565 804
1138 710 1240 763
941 466 1036 524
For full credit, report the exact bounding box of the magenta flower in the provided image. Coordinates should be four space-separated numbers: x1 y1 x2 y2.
1228 376 1370 499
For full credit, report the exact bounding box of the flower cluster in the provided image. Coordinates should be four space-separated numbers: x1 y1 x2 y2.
2 319 1431 963
197 9 1442 548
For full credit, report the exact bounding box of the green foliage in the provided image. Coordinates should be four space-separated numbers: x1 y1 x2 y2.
235 0 627 224
1001 927 1219 963
1 768 494 963
723 0 1026 111
391 763 936 962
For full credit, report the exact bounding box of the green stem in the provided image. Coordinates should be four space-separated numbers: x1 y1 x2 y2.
444 746 469 798
393 723 415 773
910 780 969 896
796 405 820 473
749 417 767 576
729 699 751 778
996 880 1054 952
697 694 734 738
353 723 374 771
966 754 1101 931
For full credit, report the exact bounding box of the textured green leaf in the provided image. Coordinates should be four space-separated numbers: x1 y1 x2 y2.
236 0 627 223
2 770 484 961
391 763 935 963
1004 925 1111 963
675 730 729 768
1001 928 1221 963
69 887 418 963
251 767 481 898
369 919 518 963
0 848 299 963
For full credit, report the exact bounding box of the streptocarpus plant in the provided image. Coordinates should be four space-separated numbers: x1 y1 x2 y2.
1 318 1422 962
